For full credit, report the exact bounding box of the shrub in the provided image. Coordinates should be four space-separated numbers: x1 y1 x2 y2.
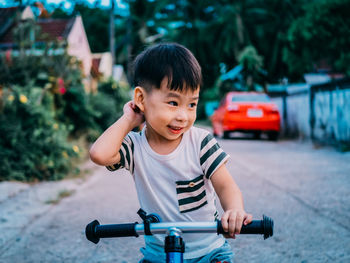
89 91 118 133
56 85 98 136
0 86 79 181
89 78 131 133
0 45 98 137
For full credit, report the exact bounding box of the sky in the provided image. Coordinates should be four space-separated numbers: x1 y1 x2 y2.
0 0 129 16
0 0 128 10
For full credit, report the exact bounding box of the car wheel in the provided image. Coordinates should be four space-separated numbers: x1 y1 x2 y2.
223 131 230 139
267 131 279 141
253 131 261 139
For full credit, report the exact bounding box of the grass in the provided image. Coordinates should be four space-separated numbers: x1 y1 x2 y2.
45 189 75 205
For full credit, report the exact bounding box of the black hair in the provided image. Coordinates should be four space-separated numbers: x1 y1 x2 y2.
133 43 202 92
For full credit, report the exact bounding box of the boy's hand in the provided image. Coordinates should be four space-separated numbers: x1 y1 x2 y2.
221 209 253 239
123 101 145 129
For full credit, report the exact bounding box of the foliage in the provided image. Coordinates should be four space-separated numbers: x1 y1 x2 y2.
242 0 307 81
49 0 312 88
0 86 79 181
0 18 98 181
283 0 350 79
89 78 131 134
0 2 133 181
238 46 266 91
56 85 98 135
0 37 97 136
123 0 309 87
238 46 263 73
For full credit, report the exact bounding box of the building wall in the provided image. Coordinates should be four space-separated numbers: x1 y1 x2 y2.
21 6 35 20
67 16 91 77
98 52 113 79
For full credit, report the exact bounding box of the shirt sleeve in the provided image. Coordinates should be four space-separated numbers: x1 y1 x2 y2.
199 132 229 179
106 134 134 174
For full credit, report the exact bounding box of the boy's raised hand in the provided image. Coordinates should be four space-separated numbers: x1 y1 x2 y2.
123 101 145 129
221 209 253 239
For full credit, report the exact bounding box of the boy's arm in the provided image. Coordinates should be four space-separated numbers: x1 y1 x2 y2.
89 101 144 166
211 164 252 239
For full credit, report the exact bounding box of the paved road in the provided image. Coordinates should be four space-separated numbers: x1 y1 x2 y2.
1 136 350 262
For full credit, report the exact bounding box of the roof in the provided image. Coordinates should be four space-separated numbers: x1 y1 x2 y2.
0 7 21 37
0 16 75 44
36 18 75 41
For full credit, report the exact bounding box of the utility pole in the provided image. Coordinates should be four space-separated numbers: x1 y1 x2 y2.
110 0 115 66
126 14 132 84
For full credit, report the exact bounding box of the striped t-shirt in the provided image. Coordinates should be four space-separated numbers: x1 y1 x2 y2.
107 125 229 259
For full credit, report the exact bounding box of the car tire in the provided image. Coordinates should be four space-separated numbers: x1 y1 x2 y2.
267 131 279 141
223 131 230 139
253 131 261 139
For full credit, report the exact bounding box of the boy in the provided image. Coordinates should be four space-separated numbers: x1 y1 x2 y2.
90 43 252 263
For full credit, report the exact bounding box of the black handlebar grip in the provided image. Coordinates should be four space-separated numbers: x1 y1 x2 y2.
217 215 273 240
86 220 101 244
85 220 138 244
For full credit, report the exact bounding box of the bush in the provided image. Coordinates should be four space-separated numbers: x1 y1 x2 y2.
0 44 98 137
0 33 131 181
56 85 98 136
89 78 131 133
0 26 107 181
0 86 79 181
89 92 118 132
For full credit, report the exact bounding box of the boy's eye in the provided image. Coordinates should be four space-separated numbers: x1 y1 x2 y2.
189 103 197 108
168 101 178 106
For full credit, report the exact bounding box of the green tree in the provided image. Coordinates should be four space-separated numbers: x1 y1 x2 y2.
283 0 350 79
49 0 310 85
242 0 307 81
238 45 265 91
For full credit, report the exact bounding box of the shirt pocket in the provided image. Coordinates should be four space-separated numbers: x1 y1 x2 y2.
175 174 208 213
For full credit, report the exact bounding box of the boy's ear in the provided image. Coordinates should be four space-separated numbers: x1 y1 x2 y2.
133 86 145 112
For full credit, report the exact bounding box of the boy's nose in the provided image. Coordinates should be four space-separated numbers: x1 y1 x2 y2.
176 109 188 122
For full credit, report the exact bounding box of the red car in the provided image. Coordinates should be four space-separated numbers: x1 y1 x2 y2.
211 92 281 140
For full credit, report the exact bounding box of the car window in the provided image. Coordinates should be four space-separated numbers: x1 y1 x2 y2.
231 94 270 102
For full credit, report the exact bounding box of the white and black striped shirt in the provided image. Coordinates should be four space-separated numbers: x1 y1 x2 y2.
107 126 229 259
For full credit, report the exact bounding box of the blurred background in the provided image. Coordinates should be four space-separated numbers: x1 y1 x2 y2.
0 1 350 262
0 0 349 180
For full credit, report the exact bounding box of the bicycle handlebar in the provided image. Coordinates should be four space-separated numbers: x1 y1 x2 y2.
86 215 273 244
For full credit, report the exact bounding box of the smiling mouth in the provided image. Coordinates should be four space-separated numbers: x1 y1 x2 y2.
168 125 184 134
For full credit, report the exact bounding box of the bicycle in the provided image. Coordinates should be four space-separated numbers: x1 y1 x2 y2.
85 209 274 263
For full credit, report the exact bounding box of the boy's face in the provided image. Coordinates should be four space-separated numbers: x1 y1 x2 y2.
140 78 200 142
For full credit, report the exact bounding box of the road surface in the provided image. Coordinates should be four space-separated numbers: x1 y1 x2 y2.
1 136 349 262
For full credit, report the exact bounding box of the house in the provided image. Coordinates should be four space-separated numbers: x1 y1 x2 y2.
91 52 113 80
91 52 113 92
0 6 94 91
0 6 35 37
90 53 128 92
